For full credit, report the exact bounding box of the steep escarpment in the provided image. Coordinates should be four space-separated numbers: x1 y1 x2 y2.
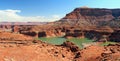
55 8 120 41
61 8 120 26
0 8 120 61
1 8 120 42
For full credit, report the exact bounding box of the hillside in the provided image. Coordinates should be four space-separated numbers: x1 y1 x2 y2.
59 8 120 27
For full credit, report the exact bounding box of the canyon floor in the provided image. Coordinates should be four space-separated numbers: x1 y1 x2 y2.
0 32 119 61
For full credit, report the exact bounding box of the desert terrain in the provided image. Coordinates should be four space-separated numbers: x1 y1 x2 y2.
0 8 120 61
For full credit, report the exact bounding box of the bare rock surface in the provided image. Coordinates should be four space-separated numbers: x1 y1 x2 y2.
0 32 119 61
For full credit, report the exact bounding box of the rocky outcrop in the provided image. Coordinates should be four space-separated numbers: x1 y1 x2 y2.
109 30 120 42
20 25 66 37
61 8 120 26
61 41 80 52
1 8 120 42
0 32 35 45
56 8 120 41
74 43 120 61
64 29 85 38
97 44 120 61
0 32 119 61
0 32 75 61
13 25 20 33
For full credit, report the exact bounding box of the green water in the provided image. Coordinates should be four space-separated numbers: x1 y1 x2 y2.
67 38 94 48
38 37 94 48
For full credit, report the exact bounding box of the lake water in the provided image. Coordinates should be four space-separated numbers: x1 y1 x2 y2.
38 37 94 48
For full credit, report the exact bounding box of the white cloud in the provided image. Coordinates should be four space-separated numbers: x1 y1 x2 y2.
0 9 61 22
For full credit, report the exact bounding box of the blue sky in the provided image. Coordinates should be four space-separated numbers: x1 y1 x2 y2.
0 0 120 22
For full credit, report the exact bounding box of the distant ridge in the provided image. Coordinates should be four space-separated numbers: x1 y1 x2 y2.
0 22 48 25
59 7 120 27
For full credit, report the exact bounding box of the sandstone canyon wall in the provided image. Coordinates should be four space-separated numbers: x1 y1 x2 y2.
1 8 120 42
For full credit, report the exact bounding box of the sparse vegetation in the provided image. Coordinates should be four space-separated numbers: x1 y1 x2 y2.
100 41 117 46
